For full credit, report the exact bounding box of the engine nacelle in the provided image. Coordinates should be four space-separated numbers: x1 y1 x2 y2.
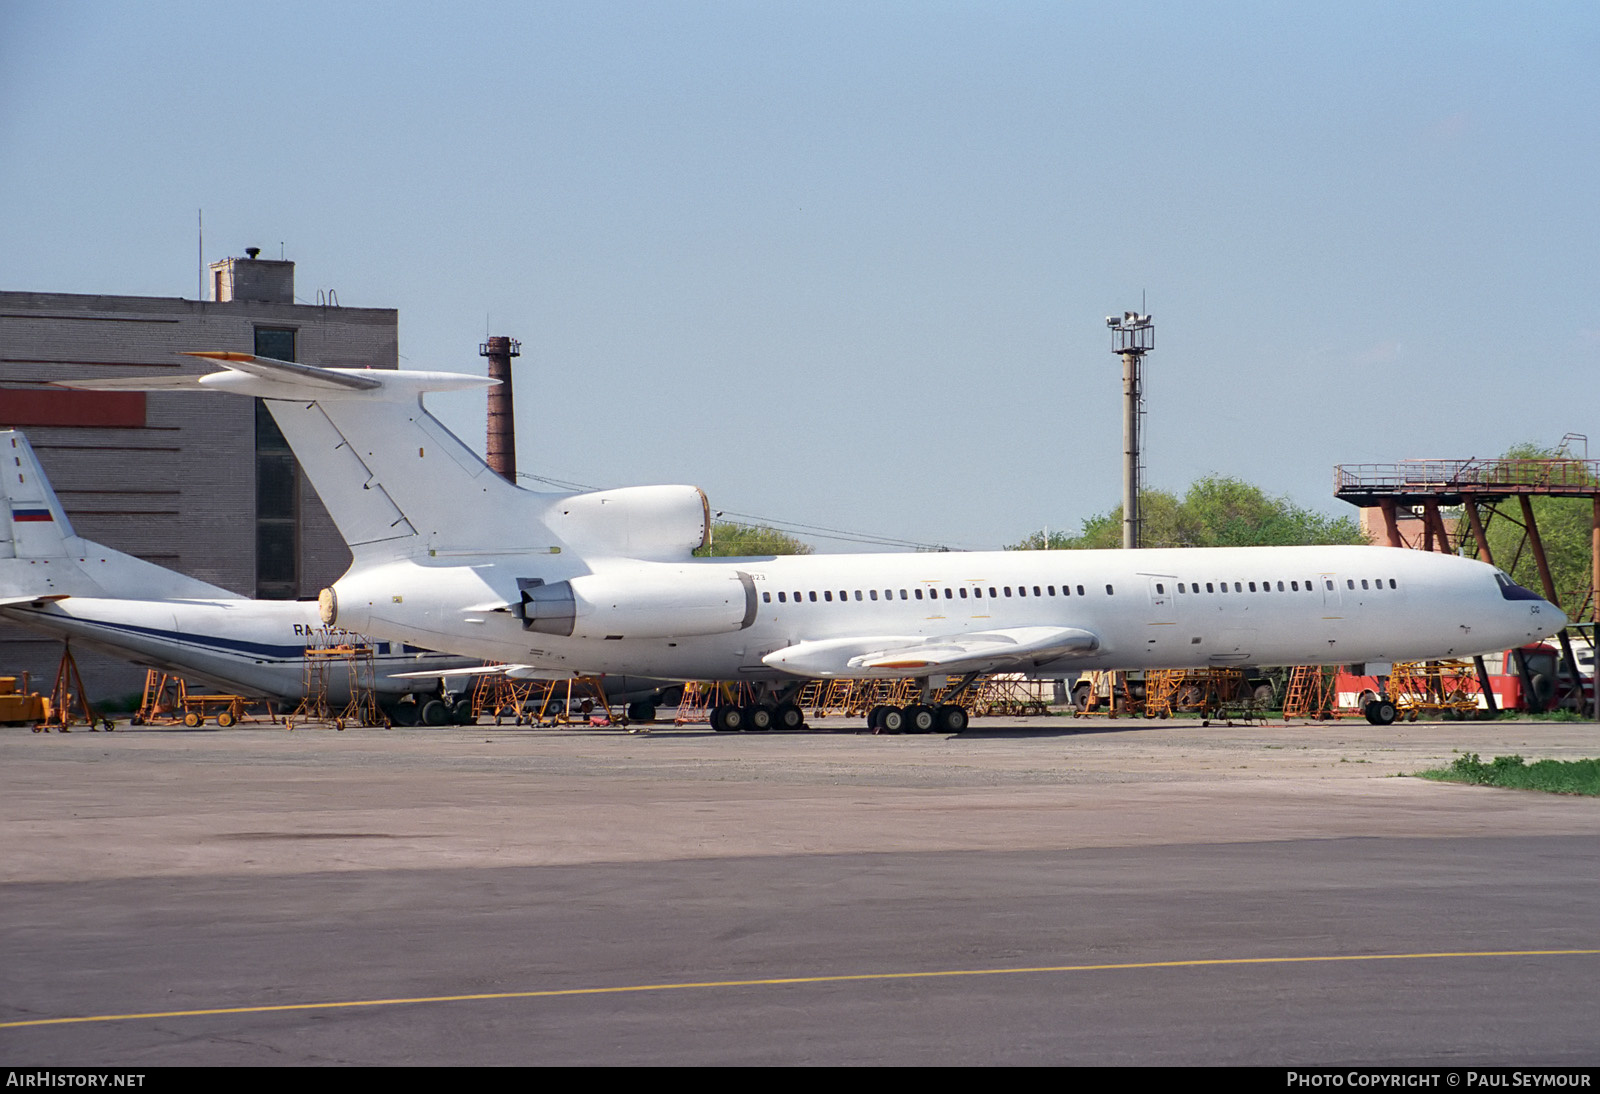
545 485 710 561
522 566 755 639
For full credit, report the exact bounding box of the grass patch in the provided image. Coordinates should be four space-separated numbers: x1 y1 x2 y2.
1525 709 1590 722
1417 753 1600 796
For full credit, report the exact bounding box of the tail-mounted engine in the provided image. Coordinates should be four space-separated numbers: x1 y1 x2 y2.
545 485 710 561
517 567 756 639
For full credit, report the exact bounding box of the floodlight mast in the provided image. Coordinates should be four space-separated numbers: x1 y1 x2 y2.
1106 312 1155 550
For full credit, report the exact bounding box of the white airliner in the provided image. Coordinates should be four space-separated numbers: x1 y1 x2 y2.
60 353 1565 732
0 429 481 723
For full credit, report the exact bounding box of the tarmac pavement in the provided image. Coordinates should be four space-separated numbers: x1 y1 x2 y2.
3 715 1598 1065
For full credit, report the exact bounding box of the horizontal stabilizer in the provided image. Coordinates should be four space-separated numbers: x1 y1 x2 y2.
0 593 69 609
184 351 382 390
48 373 214 391
56 353 494 400
763 625 1099 678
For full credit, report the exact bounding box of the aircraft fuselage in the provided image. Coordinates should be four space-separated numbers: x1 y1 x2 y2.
324 543 1557 682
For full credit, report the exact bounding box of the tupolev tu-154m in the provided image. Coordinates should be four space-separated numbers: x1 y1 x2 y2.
60 352 1565 733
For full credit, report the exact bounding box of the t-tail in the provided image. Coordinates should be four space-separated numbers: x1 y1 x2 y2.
56 354 714 570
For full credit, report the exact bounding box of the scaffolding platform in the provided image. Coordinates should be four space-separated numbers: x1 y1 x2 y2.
288 642 381 730
1144 668 1262 722
1387 660 1481 721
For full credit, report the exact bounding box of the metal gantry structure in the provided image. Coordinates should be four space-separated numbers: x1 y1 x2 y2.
1334 450 1599 717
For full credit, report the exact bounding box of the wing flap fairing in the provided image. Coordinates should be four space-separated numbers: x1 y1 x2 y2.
763 625 1099 678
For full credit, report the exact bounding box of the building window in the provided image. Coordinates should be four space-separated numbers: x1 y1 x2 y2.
254 396 299 599
253 327 301 600
254 327 295 361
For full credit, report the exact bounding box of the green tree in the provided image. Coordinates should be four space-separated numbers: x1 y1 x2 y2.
695 522 814 557
1009 475 1366 550
1476 444 1595 608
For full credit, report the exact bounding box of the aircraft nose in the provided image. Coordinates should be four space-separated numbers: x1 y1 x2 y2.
1547 599 1570 631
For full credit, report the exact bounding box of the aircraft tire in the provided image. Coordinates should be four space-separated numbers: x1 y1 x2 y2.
745 704 774 731
775 703 804 730
711 704 744 732
878 706 906 734
906 704 936 733
420 698 450 726
936 705 969 733
866 704 888 731
626 701 657 722
388 702 419 727
1530 672 1554 710
1365 699 1398 727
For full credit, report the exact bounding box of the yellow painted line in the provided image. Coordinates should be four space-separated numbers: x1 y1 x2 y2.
3 949 1597 1030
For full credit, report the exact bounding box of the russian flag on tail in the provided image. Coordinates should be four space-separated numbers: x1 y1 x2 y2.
11 507 53 523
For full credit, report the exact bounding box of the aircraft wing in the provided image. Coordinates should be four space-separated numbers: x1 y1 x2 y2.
762 625 1099 678
387 663 579 682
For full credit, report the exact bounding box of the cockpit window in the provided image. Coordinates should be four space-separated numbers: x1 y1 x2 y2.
1494 572 1545 601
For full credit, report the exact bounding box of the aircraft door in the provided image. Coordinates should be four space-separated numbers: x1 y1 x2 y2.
1321 575 1343 612
1320 573 1346 653
1147 577 1176 625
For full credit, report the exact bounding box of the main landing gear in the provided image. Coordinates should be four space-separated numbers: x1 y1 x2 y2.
867 704 968 734
1363 698 1398 726
710 702 806 733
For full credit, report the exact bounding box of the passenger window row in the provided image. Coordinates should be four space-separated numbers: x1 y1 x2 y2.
759 582 1109 605
1151 578 1400 595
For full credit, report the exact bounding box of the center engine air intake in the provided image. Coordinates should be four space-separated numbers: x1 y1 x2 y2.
545 485 710 561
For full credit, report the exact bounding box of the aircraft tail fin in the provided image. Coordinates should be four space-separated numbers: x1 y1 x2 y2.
59 354 535 558
1 430 75 559
59 355 711 565
0 429 241 601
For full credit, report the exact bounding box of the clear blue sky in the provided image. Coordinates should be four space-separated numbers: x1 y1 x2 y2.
4 1 1596 551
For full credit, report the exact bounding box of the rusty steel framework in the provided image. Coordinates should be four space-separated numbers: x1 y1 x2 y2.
1334 452 1599 716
